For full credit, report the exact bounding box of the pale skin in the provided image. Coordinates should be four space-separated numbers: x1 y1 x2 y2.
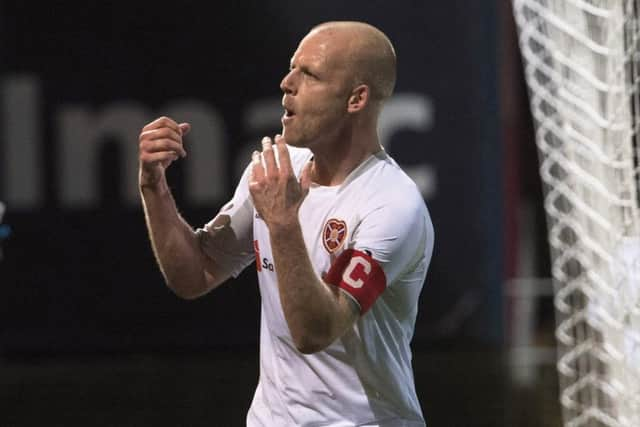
248 135 358 353
139 117 230 298
139 22 396 353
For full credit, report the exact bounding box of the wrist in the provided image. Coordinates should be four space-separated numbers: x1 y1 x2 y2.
139 170 169 195
268 218 302 240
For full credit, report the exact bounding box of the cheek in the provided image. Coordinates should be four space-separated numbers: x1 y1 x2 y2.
305 108 339 133
297 89 347 134
309 96 346 121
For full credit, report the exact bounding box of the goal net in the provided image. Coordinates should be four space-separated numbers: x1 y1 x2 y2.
512 1 640 426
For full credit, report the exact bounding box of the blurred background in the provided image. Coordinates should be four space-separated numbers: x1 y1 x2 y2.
0 1 561 426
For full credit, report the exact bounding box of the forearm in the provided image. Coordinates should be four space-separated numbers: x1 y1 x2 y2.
140 176 212 299
270 221 354 353
249 136 356 352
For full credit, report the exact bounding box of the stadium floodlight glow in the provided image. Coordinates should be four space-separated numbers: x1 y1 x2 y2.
512 0 640 426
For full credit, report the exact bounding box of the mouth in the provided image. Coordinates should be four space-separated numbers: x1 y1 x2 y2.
282 107 296 123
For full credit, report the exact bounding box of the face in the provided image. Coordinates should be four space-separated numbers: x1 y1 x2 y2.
280 30 353 148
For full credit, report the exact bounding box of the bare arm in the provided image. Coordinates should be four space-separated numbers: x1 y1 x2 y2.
269 221 358 354
139 116 228 299
249 136 358 354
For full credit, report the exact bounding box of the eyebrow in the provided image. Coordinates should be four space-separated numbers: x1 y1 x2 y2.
289 60 317 76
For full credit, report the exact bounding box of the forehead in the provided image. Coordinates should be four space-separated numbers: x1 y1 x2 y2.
291 30 348 69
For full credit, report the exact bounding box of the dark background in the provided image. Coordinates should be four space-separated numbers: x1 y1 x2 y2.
0 1 557 426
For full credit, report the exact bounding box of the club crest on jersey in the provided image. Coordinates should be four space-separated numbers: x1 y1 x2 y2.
322 218 347 253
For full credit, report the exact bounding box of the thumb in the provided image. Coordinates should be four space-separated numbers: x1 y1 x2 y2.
179 122 191 136
299 160 313 196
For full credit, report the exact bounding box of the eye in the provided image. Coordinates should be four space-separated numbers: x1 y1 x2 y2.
288 64 318 81
301 68 317 79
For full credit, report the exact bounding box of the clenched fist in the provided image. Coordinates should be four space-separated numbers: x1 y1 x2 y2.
138 116 190 187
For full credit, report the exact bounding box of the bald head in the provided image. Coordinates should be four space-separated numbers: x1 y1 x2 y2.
309 21 397 104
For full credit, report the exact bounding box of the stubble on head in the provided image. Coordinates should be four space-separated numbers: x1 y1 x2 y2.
280 22 397 150
310 21 397 106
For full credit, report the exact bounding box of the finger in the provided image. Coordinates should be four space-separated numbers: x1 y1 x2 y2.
141 138 187 158
140 127 186 158
274 134 292 175
141 116 180 133
179 122 191 136
261 137 277 177
140 127 182 143
250 150 265 182
299 159 313 196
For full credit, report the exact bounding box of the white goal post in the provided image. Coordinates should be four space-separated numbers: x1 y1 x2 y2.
512 1 640 426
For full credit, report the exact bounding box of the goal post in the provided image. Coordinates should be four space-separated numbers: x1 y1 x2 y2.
511 0 640 426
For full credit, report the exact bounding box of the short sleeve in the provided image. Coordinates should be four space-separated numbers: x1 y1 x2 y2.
324 190 434 314
350 193 433 288
195 162 255 278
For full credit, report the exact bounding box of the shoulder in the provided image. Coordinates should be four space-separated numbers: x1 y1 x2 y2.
346 154 434 286
346 152 433 250
355 151 428 220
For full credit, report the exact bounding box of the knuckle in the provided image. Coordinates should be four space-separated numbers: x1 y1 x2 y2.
249 181 262 192
156 117 173 129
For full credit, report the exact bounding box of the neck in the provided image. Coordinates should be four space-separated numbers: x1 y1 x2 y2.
310 120 381 186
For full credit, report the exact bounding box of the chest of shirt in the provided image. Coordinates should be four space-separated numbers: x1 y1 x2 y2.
251 188 364 337
252 188 361 279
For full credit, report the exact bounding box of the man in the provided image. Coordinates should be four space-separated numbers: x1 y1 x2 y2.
139 21 434 426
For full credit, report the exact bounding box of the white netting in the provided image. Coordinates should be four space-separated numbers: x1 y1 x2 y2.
512 0 640 426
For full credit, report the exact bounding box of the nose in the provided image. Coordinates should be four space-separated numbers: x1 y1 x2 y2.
280 69 296 95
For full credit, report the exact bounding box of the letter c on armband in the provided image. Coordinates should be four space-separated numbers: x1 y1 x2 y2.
342 256 372 289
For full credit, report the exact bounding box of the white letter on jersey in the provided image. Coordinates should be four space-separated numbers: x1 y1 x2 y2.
342 256 372 289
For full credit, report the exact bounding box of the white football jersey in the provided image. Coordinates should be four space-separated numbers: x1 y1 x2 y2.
197 146 434 427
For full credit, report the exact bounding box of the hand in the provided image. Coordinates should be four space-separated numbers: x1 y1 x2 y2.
249 135 312 230
138 116 190 187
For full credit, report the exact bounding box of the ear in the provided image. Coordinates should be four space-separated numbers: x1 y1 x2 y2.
347 84 370 113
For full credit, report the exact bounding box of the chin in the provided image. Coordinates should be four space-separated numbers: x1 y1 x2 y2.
281 130 304 147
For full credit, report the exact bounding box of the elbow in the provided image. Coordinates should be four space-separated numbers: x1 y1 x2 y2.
167 283 201 300
288 312 348 354
291 329 332 354
294 339 326 355
162 262 222 300
165 276 208 300
172 288 202 300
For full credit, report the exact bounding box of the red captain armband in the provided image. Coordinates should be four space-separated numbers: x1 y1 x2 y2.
324 249 387 315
